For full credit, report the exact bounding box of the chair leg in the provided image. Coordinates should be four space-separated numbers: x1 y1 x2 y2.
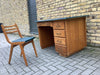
20 51 22 56
8 45 14 64
20 45 28 66
32 40 38 57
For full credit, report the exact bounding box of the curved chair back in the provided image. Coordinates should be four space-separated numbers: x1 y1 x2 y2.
1 23 23 44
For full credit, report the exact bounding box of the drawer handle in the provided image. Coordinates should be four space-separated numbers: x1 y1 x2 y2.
46 23 49 25
38 24 42 25
56 25 61 27
56 24 61 27
57 40 62 43
57 48 61 50
56 33 61 35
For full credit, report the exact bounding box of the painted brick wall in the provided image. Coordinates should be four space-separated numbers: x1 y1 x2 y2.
36 0 100 46
0 0 30 35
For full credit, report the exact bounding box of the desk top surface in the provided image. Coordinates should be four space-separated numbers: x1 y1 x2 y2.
36 15 89 22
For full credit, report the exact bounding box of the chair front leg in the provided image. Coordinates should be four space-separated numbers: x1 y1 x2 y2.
20 45 28 66
9 44 14 64
32 40 38 57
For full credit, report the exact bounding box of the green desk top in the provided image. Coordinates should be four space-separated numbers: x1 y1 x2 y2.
36 15 89 22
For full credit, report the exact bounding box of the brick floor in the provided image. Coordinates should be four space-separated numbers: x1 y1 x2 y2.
0 33 100 75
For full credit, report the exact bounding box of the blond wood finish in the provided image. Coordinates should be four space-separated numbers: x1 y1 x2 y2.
1 24 38 66
37 17 87 57
53 21 65 29
8 45 14 64
4 25 16 28
65 18 86 56
5 28 17 31
54 37 66 46
32 41 38 57
20 45 28 66
6 30 18 34
55 45 67 53
54 30 65 37
37 22 52 27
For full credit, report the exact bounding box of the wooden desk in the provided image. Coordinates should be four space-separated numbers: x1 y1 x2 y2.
37 15 88 57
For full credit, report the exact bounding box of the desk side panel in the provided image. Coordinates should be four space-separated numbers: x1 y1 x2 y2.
65 18 87 56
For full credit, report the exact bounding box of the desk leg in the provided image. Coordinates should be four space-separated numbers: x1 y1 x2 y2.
38 27 54 49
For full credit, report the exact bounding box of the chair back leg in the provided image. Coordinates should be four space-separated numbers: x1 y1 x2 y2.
20 45 28 66
32 40 38 57
9 45 14 64
20 51 22 56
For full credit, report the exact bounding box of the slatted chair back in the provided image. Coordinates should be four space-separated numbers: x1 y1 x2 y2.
1 23 38 66
1 23 23 44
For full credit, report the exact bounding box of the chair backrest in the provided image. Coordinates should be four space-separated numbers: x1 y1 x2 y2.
1 23 23 44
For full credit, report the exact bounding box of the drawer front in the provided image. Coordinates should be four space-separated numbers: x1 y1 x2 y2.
55 45 67 53
54 37 66 46
54 30 65 37
37 22 52 27
53 21 65 29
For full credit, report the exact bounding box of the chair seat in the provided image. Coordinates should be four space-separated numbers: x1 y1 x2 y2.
12 37 35 42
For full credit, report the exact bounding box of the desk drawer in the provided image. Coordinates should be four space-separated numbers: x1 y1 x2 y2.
54 37 66 46
55 45 67 53
54 30 65 37
37 22 52 27
53 21 65 29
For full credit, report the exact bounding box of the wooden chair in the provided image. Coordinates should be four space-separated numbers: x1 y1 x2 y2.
1 23 38 66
